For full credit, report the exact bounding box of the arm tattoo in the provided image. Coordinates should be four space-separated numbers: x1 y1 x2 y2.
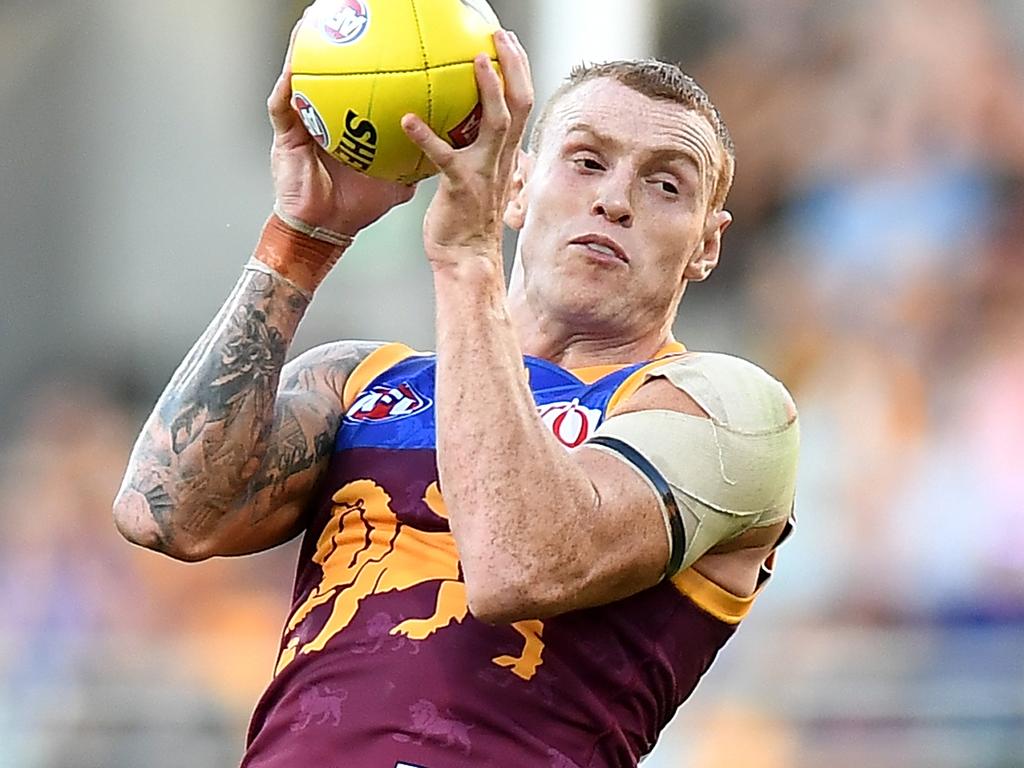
137 480 175 549
118 266 375 552
165 299 291 455
250 404 322 497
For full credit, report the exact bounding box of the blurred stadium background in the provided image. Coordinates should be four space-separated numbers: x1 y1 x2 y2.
2 0 1023 765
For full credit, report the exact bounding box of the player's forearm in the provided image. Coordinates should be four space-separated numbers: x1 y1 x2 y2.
432 260 599 622
114 265 308 557
113 217 343 558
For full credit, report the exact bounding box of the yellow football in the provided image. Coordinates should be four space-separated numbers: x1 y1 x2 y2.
290 0 501 184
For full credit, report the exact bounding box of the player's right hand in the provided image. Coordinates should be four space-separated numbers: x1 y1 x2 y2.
267 16 416 237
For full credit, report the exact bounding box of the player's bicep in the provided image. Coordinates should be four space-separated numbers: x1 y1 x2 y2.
565 445 675 601
572 355 799 598
211 340 383 556
554 381 704 606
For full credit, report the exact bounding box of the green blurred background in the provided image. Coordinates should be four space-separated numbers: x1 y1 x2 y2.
1 0 1023 766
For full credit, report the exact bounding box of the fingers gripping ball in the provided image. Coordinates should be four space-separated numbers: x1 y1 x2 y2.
291 0 502 184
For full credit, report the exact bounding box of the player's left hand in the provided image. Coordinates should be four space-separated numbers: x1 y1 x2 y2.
400 29 533 273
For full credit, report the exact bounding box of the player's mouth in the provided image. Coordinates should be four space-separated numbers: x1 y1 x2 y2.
569 235 629 265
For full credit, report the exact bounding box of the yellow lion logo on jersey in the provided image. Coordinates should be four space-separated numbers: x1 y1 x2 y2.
275 479 543 681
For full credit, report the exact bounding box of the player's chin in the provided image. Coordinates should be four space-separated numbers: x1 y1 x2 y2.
550 285 624 320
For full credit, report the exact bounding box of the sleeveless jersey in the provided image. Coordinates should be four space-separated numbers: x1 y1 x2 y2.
242 342 786 768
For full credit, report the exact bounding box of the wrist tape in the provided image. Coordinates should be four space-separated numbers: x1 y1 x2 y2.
272 203 354 247
250 210 354 295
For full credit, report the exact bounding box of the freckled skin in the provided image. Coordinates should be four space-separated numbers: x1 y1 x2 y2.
427 72 745 621
113 32 797 764
506 79 727 355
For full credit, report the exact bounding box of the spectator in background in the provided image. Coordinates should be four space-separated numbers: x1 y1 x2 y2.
0 382 286 767
686 0 1024 621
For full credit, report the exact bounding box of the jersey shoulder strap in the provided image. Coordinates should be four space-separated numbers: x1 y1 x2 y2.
341 342 422 410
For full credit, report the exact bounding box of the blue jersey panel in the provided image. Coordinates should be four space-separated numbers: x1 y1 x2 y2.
337 353 652 452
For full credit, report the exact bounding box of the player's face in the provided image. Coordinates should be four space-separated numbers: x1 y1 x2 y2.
506 78 730 335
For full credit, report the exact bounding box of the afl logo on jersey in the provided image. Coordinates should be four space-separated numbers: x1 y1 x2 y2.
320 0 370 46
538 399 603 449
293 92 330 149
345 382 432 424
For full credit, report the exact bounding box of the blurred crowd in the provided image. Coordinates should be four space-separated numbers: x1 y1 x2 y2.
1 0 1022 766
0 381 296 766
685 0 1024 622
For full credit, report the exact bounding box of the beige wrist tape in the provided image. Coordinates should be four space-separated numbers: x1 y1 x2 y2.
272 203 355 247
587 353 799 577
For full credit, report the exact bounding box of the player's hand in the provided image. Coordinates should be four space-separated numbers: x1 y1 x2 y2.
400 29 533 272
268 16 416 237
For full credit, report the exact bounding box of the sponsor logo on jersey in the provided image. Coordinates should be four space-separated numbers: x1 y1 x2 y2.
320 0 370 46
336 109 378 171
538 399 603 449
448 103 483 148
345 382 432 424
293 92 330 149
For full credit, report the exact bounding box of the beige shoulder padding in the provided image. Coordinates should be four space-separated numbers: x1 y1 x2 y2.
587 352 799 575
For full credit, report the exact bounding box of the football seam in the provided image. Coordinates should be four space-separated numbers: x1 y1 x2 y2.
408 0 432 130
291 59 498 77
408 0 432 182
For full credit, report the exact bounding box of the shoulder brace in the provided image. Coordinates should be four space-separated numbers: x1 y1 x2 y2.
586 352 799 577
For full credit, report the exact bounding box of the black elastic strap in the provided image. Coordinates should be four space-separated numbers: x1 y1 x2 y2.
588 435 686 577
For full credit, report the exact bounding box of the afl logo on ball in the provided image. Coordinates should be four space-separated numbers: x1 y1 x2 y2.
448 103 484 148
320 0 370 45
293 92 330 149
538 400 603 449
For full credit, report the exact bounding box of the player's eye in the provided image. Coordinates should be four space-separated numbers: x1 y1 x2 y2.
650 178 679 195
574 156 605 172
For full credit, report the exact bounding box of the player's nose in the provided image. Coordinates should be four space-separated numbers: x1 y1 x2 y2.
590 169 633 226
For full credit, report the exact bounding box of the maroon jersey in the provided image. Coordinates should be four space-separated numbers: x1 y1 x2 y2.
242 343 787 768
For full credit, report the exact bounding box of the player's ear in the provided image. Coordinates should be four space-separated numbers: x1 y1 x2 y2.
684 208 731 281
503 149 533 231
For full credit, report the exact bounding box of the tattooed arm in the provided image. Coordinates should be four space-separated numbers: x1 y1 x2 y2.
113 17 417 561
113 260 381 560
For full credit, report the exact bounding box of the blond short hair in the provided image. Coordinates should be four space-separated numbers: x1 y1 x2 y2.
529 60 735 212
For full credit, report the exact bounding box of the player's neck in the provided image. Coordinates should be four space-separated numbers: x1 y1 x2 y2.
506 259 682 368
514 315 677 369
